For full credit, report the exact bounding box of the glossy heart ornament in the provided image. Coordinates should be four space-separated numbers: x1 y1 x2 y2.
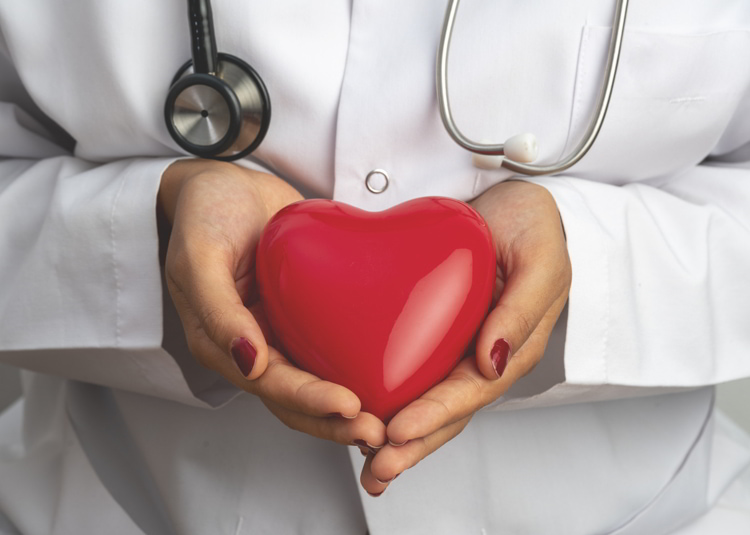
256 197 496 421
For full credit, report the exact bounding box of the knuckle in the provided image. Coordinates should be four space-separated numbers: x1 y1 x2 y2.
164 263 185 302
198 305 228 344
450 371 484 400
263 357 286 379
165 247 190 282
515 309 537 340
451 371 493 410
419 397 452 421
185 337 218 371
563 259 573 287
551 259 572 290
253 358 287 399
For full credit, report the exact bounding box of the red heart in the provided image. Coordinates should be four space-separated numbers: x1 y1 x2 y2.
256 197 495 422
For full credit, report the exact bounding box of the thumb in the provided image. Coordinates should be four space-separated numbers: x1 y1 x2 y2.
178 259 270 382
474 263 560 381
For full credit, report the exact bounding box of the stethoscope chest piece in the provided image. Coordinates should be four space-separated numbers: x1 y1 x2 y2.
165 53 271 161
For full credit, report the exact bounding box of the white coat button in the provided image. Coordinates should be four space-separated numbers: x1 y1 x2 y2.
365 169 389 194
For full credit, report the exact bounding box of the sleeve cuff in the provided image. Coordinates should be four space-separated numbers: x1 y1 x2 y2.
0 156 241 407
483 168 750 412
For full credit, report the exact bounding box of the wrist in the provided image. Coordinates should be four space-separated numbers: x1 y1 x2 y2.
159 158 235 225
499 179 566 240
248 171 305 221
158 159 302 226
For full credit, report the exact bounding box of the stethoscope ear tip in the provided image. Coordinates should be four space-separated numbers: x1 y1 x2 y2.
504 133 538 164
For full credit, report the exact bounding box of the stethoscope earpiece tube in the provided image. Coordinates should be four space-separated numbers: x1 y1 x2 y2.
438 0 630 176
188 0 218 74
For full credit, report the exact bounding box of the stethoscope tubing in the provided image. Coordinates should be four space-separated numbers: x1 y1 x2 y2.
437 0 630 176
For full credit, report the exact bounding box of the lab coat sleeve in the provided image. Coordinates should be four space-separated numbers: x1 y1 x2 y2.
0 46 233 409
484 159 750 411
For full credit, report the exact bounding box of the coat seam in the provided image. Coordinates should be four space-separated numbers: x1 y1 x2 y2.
110 172 127 348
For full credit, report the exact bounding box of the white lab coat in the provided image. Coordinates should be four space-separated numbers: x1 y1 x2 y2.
0 0 749 533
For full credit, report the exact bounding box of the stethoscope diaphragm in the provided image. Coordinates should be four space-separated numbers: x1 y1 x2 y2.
165 53 270 161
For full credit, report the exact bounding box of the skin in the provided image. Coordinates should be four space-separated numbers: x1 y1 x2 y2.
159 160 571 494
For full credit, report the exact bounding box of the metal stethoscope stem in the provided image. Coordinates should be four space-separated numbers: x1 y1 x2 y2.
437 0 630 176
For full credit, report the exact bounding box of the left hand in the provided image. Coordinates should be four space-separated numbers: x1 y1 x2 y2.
359 180 572 496
160 160 386 450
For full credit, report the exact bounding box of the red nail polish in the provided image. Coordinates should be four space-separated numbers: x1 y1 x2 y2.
352 439 381 455
352 439 369 449
231 338 257 377
490 338 511 378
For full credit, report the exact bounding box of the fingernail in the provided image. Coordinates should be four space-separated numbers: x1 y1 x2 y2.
352 439 382 454
359 448 368 457
367 490 385 497
388 439 408 447
376 473 400 484
328 412 358 419
490 338 512 378
231 337 257 377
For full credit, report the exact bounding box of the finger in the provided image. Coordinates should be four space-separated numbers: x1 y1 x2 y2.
248 347 363 418
262 398 387 448
360 453 389 497
366 415 472 494
386 358 488 445
167 244 269 381
475 254 570 381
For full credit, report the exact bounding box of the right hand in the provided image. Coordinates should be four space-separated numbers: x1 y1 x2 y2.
159 159 387 450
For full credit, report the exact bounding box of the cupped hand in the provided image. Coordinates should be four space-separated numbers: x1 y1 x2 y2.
159 159 386 449
360 180 571 495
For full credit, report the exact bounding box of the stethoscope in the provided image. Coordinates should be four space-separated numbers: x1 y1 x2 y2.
165 0 629 176
164 0 271 161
